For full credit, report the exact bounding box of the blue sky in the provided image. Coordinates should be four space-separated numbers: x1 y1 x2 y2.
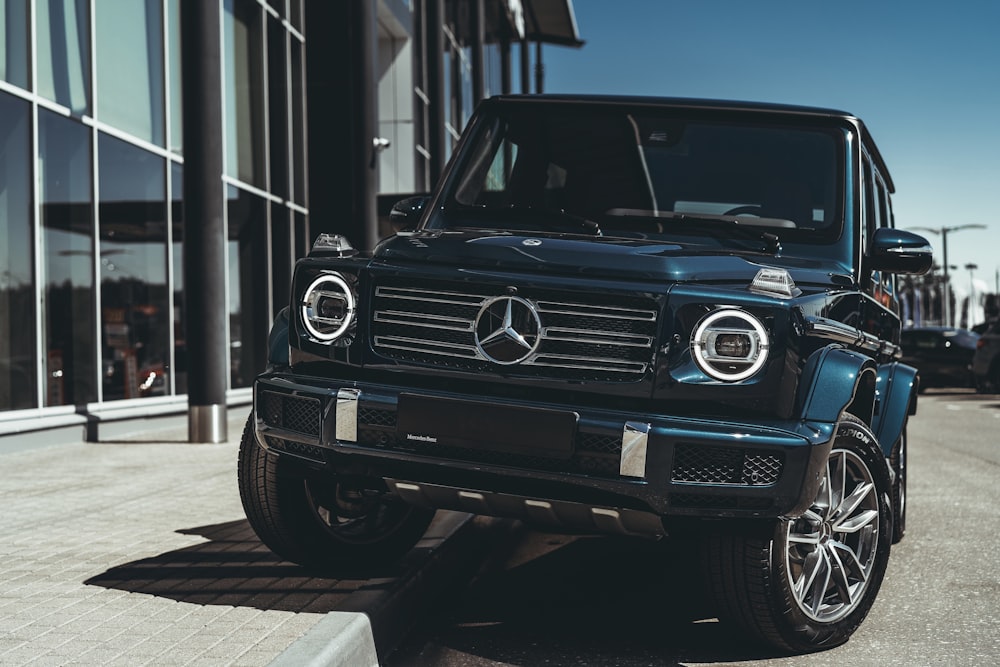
543 0 1000 293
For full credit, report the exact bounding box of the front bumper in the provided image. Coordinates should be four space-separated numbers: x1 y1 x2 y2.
253 371 835 533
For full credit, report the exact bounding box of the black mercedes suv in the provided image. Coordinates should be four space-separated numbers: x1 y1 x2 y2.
238 95 932 652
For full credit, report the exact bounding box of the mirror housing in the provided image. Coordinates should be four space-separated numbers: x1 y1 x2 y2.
389 195 429 232
867 228 933 275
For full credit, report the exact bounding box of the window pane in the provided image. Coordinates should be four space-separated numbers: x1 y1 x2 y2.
37 0 91 114
95 0 164 145
39 110 96 405
171 162 186 393
227 186 268 388
98 133 169 400
224 0 266 187
0 93 36 410
1 0 30 88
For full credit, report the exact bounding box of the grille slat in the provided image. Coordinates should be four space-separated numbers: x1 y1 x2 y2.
372 283 658 382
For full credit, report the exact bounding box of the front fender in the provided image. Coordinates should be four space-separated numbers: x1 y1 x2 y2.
267 307 290 368
872 362 919 456
796 346 878 425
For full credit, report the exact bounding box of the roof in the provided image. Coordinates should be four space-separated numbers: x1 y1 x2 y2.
487 93 857 119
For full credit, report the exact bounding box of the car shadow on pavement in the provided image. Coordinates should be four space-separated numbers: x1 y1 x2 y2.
84 519 410 613
388 534 787 666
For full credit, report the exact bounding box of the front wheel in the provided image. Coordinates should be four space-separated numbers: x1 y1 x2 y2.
703 416 892 653
237 415 435 571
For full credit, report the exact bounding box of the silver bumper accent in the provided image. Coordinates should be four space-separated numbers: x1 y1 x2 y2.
386 479 665 537
620 421 650 478
335 388 360 442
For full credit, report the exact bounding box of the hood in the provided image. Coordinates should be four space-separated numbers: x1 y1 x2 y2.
373 229 846 288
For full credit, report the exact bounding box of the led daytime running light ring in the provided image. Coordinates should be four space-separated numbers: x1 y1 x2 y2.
692 308 769 381
301 273 355 342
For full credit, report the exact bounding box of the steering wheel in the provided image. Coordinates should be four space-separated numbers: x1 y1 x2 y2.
723 205 762 216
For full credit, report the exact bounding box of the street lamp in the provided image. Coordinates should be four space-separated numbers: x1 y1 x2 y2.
910 224 986 327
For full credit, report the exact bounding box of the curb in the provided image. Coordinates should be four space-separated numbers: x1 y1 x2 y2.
269 511 514 666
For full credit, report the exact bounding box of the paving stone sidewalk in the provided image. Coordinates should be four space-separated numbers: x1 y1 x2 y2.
0 415 492 666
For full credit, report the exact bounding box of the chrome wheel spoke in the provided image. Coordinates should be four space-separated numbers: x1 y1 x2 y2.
831 539 868 586
827 543 857 606
832 481 875 526
793 549 823 599
789 529 822 545
836 508 879 534
807 550 833 616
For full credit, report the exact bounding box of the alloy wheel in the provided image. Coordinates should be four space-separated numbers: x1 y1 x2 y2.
785 447 881 623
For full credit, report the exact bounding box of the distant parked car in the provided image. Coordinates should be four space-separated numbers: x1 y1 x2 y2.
899 326 978 390
972 320 1000 392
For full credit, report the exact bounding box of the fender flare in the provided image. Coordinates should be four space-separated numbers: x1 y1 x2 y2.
872 362 919 457
267 307 290 367
797 346 879 425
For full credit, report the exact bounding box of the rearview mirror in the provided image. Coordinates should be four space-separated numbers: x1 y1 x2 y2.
867 228 933 275
389 195 429 232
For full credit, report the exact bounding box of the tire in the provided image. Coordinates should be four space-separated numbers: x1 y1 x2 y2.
889 428 907 544
237 414 435 570
702 415 893 653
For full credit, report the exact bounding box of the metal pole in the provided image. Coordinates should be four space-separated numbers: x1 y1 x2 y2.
471 0 485 104
181 0 227 442
534 41 544 94
425 0 445 184
520 38 530 94
352 0 379 250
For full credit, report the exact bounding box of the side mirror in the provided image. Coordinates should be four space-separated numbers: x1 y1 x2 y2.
389 195 429 232
867 228 933 275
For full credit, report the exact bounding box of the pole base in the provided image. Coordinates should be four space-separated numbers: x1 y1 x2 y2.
189 404 227 443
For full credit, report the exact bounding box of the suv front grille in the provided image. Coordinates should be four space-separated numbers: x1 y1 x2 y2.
371 283 658 382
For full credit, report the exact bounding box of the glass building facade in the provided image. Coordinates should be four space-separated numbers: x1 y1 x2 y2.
0 0 308 419
1 0 578 433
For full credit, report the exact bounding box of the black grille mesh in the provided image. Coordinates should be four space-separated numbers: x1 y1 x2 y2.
260 391 321 437
671 443 783 486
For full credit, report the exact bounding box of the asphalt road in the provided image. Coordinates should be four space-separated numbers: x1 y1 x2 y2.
387 389 1000 666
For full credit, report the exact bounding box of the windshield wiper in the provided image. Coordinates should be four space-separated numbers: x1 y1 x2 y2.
448 203 603 236
614 210 781 254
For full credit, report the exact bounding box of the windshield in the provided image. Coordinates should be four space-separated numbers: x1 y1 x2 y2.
438 103 844 249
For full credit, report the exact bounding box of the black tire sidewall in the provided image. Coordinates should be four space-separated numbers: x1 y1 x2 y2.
238 414 434 570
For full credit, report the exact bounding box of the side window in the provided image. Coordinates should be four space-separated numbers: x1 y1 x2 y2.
872 167 897 309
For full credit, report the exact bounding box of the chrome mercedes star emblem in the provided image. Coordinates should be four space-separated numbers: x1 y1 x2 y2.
474 296 542 365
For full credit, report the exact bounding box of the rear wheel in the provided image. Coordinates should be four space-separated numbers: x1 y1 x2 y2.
237 415 435 570
889 429 907 543
703 416 892 652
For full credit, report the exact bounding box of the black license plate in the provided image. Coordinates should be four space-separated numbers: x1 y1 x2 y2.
396 394 577 459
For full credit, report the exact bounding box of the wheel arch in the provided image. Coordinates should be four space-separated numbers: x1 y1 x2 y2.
267 306 290 368
872 361 919 457
796 345 879 427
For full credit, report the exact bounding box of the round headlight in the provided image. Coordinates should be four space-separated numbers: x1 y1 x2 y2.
691 308 769 381
301 273 355 342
